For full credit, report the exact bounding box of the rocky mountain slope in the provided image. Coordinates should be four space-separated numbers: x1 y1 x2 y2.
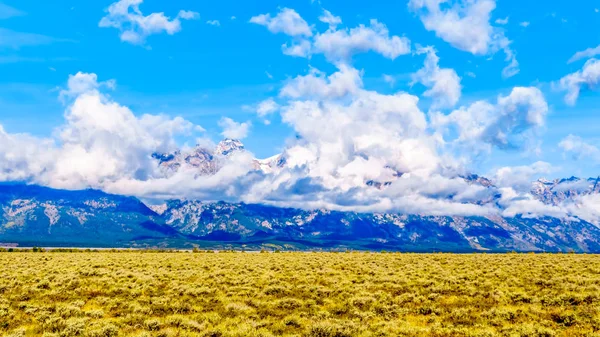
1 181 600 252
0 184 177 247
152 138 284 176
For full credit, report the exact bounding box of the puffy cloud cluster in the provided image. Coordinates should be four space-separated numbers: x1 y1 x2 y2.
411 47 462 110
99 0 199 45
218 117 251 140
432 87 548 152
493 161 553 192
280 65 363 100
251 8 411 63
556 58 600 105
233 64 503 215
559 135 600 162
0 126 55 182
0 65 596 223
408 0 519 78
313 19 411 62
0 72 203 191
318 9 342 29
249 8 312 37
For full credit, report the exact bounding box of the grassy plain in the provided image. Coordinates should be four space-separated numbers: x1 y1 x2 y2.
1 252 600 337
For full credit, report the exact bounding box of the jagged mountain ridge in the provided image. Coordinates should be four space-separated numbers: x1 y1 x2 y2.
0 184 175 247
1 182 599 251
151 139 599 208
152 138 283 176
531 176 600 205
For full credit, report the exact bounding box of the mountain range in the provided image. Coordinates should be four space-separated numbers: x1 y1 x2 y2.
1 139 599 252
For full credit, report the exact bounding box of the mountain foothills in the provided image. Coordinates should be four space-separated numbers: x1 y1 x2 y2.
0 140 599 252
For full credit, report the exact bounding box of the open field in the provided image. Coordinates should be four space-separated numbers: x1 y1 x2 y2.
1 252 600 337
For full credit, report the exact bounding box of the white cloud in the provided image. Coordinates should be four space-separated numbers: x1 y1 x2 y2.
495 17 508 25
408 0 519 77
313 19 411 62
433 87 548 151
0 72 203 190
501 47 519 78
280 65 363 100
99 0 199 45
493 161 553 192
218 117 251 139
564 194 600 225
408 0 499 55
569 45 600 64
282 39 312 58
319 9 341 29
252 9 410 63
519 21 530 27
411 46 462 109
206 20 220 27
59 72 116 101
556 58 600 105
559 135 600 162
0 125 56 182
256 98 279 117
249 8 312 37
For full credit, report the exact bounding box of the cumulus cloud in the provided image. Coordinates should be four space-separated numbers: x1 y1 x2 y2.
313 19 411 62
0 72 202 190
256 98 279 118
218 117 251 140
282 39 312 58
0 126 56 182
493 161 553 192
411 47 462 109
556 58 600 105
59 72 116 101
559 135 600 162
408 0 519 77
252 8 410 63
256 65 498 216
319 9 341 29
280 65 362 100
206 20 220 27
99 0 199 45
432 87 548 151
249 8 312 37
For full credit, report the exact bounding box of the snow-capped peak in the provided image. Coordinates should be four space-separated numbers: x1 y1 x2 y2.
215 139 245 156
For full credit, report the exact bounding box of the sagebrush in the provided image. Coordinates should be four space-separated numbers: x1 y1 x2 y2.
1 252 600 336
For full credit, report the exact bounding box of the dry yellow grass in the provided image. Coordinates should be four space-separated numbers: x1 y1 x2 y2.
1 252 600 336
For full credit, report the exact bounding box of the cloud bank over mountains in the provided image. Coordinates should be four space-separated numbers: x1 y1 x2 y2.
0 1 598 226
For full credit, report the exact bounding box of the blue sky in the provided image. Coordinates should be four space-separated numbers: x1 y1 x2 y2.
1 0 599 181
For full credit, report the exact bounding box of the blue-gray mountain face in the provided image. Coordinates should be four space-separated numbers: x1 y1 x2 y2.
1 180 600 252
